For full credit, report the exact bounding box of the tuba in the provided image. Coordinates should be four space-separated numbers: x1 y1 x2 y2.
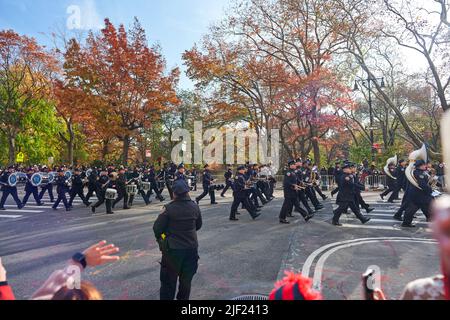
405 144 428 190
384 155 398 180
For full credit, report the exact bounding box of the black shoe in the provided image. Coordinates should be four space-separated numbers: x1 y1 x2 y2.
0 207 5 211
195 199 199 205
107 212 114 215
91 207 96 214
18 204 24 209
211 202 219 205
160 197 165 202
221 194 225 198
66 208 71 212
50 200 55 203
361 218 371 224
287 214 294 218
366 208 374 214
387 200 394 204
256 208 262 212
322 196 328 200
236 212 241 215
380 194 384 200
123 207 131 210
252 213 261 220
262 201 268 205
85 202 92 207
52 207 58 211
401 223 416 228
393 215 403 222
230 217 239 221
280 219 290 224
37 202 44 206
305 214 314 222
332 221 342 226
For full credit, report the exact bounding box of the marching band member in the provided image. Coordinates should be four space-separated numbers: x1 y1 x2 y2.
311 165 328 201
332 163 371 226
195 164 218 205
85 167 98 203
38 166 55 203
302 160 324 211
113 167 130 210
164 163 176 200
22 168 44 207
401 160 433 228
91 169 111 214
174 164 186 181
229 166 260 221
220 166 233 198
380 162 397 202
295 160 315 217
279 160 314 224
147 166 165 202
52 170 71 212
68 168 91 208
0 166 23 210
388 159 408 203
352 165 374 214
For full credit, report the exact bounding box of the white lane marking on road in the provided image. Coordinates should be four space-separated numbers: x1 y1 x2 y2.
311 239 437 291
0 214 23 219
301 237 434 278
342 218 429 225
0 209 44 213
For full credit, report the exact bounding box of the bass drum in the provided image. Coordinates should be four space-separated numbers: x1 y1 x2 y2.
105 188 118 200
142 182 151 192
31 173 43 187
126 184 138 196
7 174 18 187
48 172 56 184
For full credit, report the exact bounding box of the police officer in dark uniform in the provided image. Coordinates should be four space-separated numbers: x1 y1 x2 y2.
279 160 314 224
401 160 433 228
91 169 111 214
148 166 165 202
174 164 186 181
153 180 202 300
22 168 44 206
113 167 130 210
388 159 407 203
0 166 23 210
229 166 260 221
295 160 315 216
85 168 98 203
380 163 397 201
303 161 324 211
332 163 371 226
331 161 342 197
165 163 176 200
52 170 71 212
195 164 218 205
68 168 91 208
38 166 55 203
221 166 233 198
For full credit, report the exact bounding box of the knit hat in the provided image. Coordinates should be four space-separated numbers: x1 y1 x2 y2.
269 272 322 300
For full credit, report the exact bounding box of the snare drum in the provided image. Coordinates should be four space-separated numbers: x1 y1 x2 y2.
142 182 151 192
105 188 118 200
126 184 138 195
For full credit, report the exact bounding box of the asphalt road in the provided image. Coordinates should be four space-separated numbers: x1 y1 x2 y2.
0 188 439 300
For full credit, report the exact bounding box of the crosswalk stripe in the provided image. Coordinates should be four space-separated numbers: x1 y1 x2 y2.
1 209 44 213
0 214 23 219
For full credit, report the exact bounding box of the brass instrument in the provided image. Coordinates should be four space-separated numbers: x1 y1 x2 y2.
384 155 398 180
405 144 428 190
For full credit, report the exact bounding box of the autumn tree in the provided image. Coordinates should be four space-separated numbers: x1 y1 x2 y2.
0 30 57 164
65 18 179 165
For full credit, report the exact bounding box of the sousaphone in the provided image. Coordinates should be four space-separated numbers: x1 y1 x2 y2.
405 144 428 190
384 155 398 180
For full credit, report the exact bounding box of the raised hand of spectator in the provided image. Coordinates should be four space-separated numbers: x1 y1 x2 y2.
82 240 120 267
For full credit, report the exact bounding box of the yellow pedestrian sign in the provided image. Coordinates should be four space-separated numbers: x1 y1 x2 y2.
16 152 25 163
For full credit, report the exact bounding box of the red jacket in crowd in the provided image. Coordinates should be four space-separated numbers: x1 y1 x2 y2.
0 282 15 300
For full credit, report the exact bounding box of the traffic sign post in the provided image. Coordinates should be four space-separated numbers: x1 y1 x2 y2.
16 152 25 163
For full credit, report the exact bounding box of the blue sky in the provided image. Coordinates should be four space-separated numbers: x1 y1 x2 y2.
0 0 231 88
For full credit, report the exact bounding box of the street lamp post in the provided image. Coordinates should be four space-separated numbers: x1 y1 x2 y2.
354 75 385 164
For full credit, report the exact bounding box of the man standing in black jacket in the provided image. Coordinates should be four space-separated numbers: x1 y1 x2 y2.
153 180 202 300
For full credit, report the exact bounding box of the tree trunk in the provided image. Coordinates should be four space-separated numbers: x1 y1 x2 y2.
122 135 130 166
312 138 321 167
8 135 15 166
67 123 75 166
101 140 109 161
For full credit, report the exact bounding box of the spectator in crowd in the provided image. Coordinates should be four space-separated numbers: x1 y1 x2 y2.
0 241 120 300
269 271 322 300
435 162 446 189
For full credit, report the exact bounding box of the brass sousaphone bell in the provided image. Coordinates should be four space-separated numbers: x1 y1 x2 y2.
384 155 398 180
405 144 428 190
